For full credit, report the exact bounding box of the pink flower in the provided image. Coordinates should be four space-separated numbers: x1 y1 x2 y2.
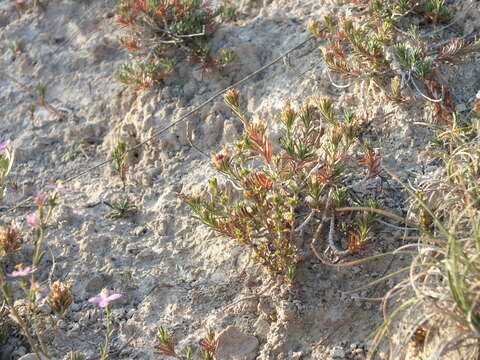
0 139 11 152
7 265 36 278
88 288 122 308
35 192 48 207
26 213 40 228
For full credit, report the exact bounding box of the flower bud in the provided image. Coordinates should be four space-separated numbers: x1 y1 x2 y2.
307 19 323 38
210 148 230 171
281 101 296 129
223 89 240 110
35 191 48 207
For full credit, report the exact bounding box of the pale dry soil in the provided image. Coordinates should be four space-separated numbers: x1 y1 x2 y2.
0 0 479 359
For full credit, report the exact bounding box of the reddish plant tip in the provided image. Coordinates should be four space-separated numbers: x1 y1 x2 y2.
245 173 273 191
346 233 366 253
210 149 230 171
358 149 381 180
120 38 140 51
114 0 222 89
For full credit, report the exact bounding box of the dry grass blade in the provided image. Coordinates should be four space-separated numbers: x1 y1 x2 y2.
369 108 480 359
436 39 480 63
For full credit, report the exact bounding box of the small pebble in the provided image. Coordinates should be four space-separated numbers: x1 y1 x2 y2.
331 346 345 358
3 49 15 63
57 320 67 329
291 351 303 359
354 348 364 355
73 312 83 322
126 308 136 318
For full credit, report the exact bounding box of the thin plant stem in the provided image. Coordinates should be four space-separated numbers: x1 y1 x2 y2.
101 306 113 360
0 269 46 360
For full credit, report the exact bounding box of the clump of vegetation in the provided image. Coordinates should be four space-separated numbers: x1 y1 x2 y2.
185 90 384 281
368 101 480 359
308 2 479 122
0 140 14 204
114 0 235 89
0 226 22 257
104 197 137 219
48 281 73 317
111 141 128 188
155 327 217 360
14 0 48 12
371 0 452 24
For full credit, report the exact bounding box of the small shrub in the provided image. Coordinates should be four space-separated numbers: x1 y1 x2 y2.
155 327 216 360
185 90 383 281
111 141 128 188
308 4 479 122
104 197 137 219
114 0 235 89
371 0 451 24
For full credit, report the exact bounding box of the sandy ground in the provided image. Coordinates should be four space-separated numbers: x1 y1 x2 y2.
0 0 479 359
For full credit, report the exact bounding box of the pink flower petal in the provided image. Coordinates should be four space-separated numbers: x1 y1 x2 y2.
89 289 122 308
99 299 109 308
107 294 122 302
35 192 48 207
0 140 11 152
7 266 36 278
26 213 40 228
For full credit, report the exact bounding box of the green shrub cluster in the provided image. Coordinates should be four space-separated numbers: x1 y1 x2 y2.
114 0 234 89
